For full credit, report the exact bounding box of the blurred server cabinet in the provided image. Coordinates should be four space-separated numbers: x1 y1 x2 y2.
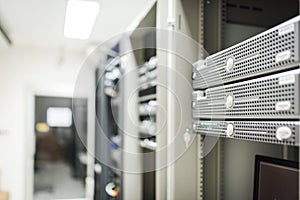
94 44 123 200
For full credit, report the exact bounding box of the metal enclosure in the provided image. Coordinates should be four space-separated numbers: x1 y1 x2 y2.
193 16 300 89
193 69 300 119
93 1 300 200
195 1 300 200
95 48 123 200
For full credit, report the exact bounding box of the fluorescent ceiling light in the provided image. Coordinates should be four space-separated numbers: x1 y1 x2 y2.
64 0 99 40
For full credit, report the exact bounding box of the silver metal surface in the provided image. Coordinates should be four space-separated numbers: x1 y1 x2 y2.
193 120 300 146
193 16 300 89
193 69 300 119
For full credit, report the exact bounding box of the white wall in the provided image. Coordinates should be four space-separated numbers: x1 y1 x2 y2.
0 46 86 200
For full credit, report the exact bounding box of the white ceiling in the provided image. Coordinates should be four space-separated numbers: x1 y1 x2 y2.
0 0 156 50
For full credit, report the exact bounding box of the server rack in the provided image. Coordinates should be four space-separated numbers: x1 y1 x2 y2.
95 49 123 200
92 1 300 200
138 56 157 200
194 1 300 199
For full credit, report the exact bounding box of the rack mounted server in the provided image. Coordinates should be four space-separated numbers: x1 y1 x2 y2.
193 120 299 146
192 16 300 145
193 16 300 89
192 69 300 119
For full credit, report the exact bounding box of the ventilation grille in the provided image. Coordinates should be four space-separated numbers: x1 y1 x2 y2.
193 17 300 89
193 120 299 146
193 69 299 119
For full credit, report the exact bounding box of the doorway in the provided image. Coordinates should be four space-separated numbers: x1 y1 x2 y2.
33 96 87 200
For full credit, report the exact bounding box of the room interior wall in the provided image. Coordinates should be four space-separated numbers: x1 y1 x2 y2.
0 45 86 200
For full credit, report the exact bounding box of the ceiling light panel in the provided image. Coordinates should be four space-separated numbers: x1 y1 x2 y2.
64 0 99 40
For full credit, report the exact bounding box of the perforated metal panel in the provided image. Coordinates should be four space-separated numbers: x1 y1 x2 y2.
193 69 300 119
193 120 299 146
193 16 300 89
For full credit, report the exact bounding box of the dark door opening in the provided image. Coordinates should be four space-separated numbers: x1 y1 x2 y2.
33 96 87 200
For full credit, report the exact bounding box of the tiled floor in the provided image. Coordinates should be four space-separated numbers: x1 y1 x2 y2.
34 162 85 200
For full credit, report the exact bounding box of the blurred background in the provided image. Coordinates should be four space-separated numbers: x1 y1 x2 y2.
0 0 156 199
